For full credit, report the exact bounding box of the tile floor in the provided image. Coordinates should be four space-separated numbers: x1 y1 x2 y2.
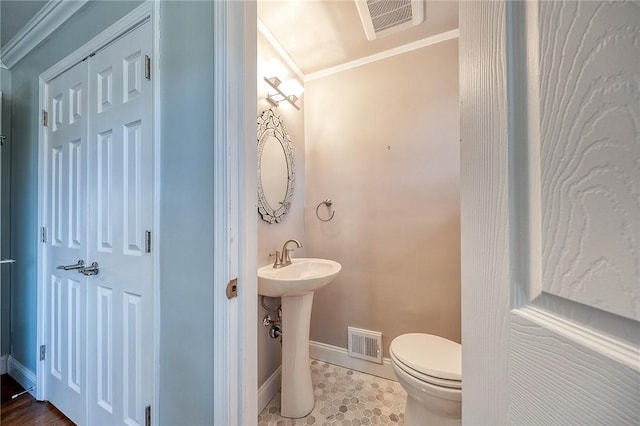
258 360 407 426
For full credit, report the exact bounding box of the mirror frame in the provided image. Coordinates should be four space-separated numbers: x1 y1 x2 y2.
257 108 295 223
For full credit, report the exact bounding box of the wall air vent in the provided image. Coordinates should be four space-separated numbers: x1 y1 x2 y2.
348 327 383 364
355 0 425 41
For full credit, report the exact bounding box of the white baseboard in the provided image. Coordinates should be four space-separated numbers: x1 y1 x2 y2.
0 354 7 374
8 356 37 397
258 365 281 414
309 340 397 381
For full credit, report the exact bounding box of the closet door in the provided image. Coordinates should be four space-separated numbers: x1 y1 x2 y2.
86 21 154 426
44 60 89 424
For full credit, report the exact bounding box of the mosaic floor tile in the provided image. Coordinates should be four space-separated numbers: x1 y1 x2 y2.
258 359 406 426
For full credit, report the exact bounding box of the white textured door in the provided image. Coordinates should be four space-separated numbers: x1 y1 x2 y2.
43 21 153 426
460 1 639 424
86 21 153 426
44 60 89 424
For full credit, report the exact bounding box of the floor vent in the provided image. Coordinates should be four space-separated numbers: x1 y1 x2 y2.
348 327 383 364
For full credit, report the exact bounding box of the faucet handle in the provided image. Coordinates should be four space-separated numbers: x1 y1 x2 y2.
283 248 296 264
270 250 283 268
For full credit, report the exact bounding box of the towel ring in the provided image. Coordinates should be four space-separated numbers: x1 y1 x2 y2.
315 199 335 222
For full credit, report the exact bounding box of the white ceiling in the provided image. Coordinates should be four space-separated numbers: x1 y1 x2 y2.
257 0 459 76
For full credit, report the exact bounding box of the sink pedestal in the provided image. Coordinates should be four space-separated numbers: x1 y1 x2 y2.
280 293 315 418
257 258 342 418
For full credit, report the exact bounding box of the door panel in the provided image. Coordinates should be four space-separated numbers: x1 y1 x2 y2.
509 2 640 421
536 1 639 321
45 60 88 424
87 21 153 426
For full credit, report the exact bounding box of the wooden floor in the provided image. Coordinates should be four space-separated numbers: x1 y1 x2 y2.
1 374 74 425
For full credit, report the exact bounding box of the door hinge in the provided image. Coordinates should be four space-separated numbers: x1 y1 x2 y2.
145 230 151 253
40 345 46 361
144 55 151 80
226 278 238 299
41 110 48 127
41 227 47 243
145 405 151 426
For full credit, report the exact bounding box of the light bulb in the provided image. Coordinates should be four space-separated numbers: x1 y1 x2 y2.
279 79 304 98
262 59 288 81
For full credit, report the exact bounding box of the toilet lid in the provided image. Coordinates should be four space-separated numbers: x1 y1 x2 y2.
390 333 461 382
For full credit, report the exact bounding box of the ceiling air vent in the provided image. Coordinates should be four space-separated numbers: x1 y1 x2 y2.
355 0 425 41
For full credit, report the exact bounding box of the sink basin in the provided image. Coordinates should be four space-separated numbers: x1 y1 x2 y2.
258 258 341 297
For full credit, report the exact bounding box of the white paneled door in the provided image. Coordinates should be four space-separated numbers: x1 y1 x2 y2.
44 21 153 426
86 21 153 426
460 1 639 424
45 59 88 424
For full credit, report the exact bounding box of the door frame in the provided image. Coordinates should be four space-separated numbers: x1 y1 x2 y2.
214 1 258 424
36 2 160 411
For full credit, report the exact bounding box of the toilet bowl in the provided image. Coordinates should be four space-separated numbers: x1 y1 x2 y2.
390 333 461 426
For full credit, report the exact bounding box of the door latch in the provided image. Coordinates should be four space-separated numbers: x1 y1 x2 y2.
80 262 100 276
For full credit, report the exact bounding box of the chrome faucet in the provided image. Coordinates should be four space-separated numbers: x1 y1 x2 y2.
272 239 302 268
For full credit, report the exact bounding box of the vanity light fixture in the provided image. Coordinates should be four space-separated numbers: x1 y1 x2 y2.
264 76 304 111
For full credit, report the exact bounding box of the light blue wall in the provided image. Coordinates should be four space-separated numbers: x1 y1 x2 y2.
8 0 142 373
0 1 48 49
8 1 220 423
1 68 12 355
158 2 216 423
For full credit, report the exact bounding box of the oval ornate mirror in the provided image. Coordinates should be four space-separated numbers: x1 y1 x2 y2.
257 108 295 223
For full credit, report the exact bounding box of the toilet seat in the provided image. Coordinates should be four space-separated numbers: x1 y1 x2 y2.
391 352 461 389
390 333 461 390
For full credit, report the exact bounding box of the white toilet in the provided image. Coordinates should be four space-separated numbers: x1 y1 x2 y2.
390 333 461 426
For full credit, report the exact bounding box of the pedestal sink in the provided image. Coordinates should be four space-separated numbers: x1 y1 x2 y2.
258 258 341 418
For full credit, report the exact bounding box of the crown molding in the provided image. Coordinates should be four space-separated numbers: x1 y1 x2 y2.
0 60 7 70
305 28 459 82
1 0 87 69
257 18 304 82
